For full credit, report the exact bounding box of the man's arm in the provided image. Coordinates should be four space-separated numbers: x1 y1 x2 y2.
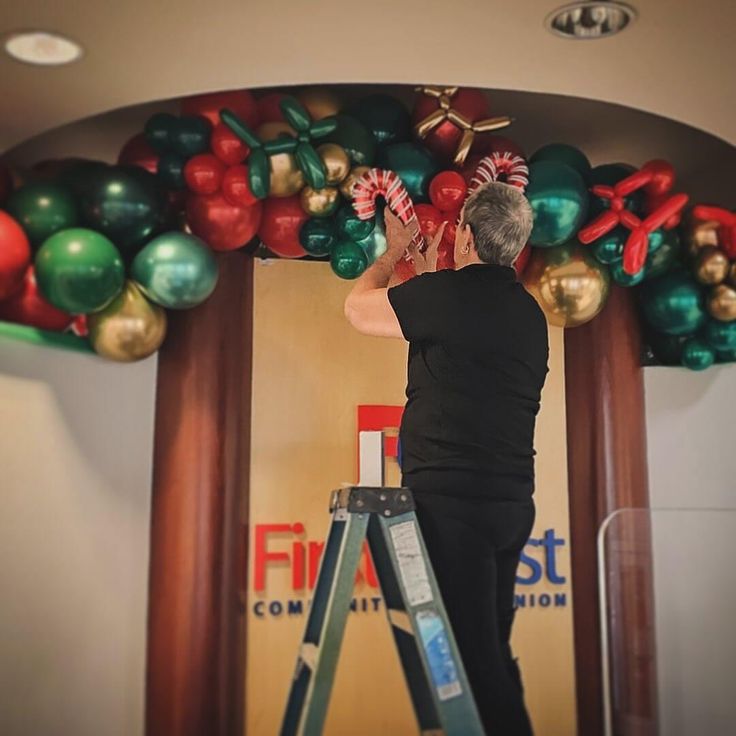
344 209 445 338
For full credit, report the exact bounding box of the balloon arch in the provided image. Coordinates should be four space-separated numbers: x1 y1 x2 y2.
0 86 734 370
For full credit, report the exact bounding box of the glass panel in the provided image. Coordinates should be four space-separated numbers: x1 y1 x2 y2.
598 508 736 736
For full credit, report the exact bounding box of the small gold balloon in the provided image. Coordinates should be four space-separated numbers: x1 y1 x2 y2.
339 166 370 199
694 246 730 285
257 121 296 142
268 152 305 197
300 186 340 218
684 215 720 258
729 261 736 288
88 281 167 362
296 87 342 120
707 284 736 322
523 243 611 328
317 143 351 185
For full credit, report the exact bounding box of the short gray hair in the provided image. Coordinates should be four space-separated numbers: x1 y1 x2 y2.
462 182 533 266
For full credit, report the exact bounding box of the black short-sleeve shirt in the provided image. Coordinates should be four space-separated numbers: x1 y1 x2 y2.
387 264 549 500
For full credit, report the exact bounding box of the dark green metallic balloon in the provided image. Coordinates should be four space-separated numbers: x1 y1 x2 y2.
643 331 688 366
647 228 665 254
526 161 589 248
35 228 124 314
357 209 387 264
79 166 167 257
5 181 78 247
716 348 736 363
299 218 335 257
335 204 374 241
589 163 643 216
376 142 439 203
641 270 706 336
681 338 715 371
295 142 327 190
157 151 186 190
323 115 377 167
530 143 592 183
349 94 411 147
611 260 644 287
131 231 218 309
703 319 736 352
591 227 625 264
145 112 177 153
642 230 681 281
330 240 368 279
169 116 212 157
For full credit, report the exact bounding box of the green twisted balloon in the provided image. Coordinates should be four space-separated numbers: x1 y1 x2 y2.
220 96 337 199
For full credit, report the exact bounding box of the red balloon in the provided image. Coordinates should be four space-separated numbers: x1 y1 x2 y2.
478 135 525 159
186 192 262 251
257 196 308 258
70 314 88 337
211 122 250 166
0 210 31 300
514 243 531 275
0 161 13 204
257 92 287 123
436 240 455 271
184 153 226 195
415 204 444 240
0 266 72 331
222 165 258 208
429 171 467 212
118 133 159 174
412 88 489 162
181 90 260 129
442 208 462 247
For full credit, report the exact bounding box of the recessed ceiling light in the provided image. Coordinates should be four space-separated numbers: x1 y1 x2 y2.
545 2 637 39
4 31 83 66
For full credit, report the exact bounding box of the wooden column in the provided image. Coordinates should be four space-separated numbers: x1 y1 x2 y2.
145 252 253 736
565 285 658 736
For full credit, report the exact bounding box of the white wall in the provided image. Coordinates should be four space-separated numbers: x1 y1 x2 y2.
0 338 156 736
643 367 736 734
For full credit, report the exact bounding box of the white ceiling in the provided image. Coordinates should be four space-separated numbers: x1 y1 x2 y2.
1 0 735 152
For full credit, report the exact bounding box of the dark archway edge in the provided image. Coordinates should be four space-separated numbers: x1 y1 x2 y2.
565 285 658 735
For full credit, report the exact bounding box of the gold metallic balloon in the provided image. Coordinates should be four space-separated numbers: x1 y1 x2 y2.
683 215 720 258
729 262 736 288
317 143 351 185
297 87 342 120
268 152 305 197
257 121 296 142
88 281 167 362
707 284 736 322
523 243 611 328
694 246 729 285
300 185 340 217
339 165 370 199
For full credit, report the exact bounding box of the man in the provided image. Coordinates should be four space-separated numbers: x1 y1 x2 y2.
344 181 548 735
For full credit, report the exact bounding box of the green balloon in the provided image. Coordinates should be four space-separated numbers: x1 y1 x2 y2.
35 228 124 314
526 161 589 247
589 164 643 216
703 319 736 352
79 165 167 257
643 331 688 366
330 240 368 279
131 231 218 309
530 144 592 182
335 205 374 241
591 227 625 264
323 114 377 166
299 218 335 257
145 112 177 152
647 228 665 254
169 116 212 157
356 210 387 264
157 151 186 190
681 338 715 371
716 348 736 363
5 181 78 247
641 270 706 336
611 260 644 287
349 94 411 147
376 142 439 203
643 230 681 281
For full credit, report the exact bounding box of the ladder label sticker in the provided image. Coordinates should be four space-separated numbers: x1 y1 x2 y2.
415 610 463 701
389 521 433 606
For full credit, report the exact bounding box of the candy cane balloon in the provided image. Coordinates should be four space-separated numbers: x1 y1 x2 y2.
352 168 425 251
469 152 530 193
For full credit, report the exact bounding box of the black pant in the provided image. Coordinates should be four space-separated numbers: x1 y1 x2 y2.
413 491 535 736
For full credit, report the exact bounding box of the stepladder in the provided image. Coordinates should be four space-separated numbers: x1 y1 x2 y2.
279 483 486 736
